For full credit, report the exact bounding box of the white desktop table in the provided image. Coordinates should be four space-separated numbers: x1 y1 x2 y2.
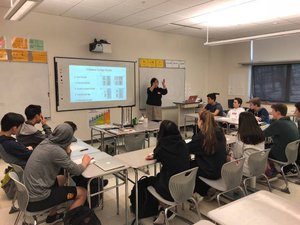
114 147 157 225
208 190 300 225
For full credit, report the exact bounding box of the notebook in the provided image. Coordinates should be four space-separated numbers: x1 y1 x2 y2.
93 158 125 171
187 95 198 103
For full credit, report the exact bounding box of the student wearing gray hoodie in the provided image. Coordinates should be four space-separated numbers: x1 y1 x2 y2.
23 123 91 224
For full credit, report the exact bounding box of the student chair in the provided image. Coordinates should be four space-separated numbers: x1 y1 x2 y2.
9 164 24 214
147 167 202 225
243 149 272 195
268 140 300 194
124 133 145 151
199 158 246 206
9 172 58 225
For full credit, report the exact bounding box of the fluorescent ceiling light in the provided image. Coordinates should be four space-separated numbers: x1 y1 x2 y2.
4 0 44 21
192 0 300 27
204 29 300 46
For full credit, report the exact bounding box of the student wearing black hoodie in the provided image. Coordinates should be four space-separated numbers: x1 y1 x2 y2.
145 120 189 224
187 111 227 201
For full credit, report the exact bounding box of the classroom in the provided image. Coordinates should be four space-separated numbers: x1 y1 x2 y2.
1 0 300 225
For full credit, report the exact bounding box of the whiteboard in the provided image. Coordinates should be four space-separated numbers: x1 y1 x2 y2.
0 61 51 120
139 67 185 110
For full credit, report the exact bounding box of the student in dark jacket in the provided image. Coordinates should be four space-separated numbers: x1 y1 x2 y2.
146 77 167 122
145 120 189 224
187 111 227 200
0 113 33 169
248 97 270 124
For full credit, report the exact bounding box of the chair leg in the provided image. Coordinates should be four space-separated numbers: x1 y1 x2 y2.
14 211 22 225
216 193 222 207
261 174 272 193
164 208 170 225
116 176 119 215
238 186 246 197
189 197 202 220
243 178 249 195
287 163 300 184
279 166 290 194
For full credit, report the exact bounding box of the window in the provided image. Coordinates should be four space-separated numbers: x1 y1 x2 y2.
251 64 300 103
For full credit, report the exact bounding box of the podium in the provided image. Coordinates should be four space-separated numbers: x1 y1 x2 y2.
173 101 201 127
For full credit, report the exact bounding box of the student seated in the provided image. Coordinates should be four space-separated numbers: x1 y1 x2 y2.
187 111 227 201
227 97 245 121
200 93 223 117
23 123 91 224
0 113 33 169
263 103 299 177
145 120 190 224
294 102 300 167
17 104 52 149
228 112 265 175
248 97 270 124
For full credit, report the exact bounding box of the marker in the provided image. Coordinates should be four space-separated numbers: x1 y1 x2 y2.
80 148 89 152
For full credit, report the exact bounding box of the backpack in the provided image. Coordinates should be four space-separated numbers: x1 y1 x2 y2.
64 205 101 225
129 176 159 222
1 167 16 199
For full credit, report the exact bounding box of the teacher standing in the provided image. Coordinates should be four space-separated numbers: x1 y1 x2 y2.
146 78 168 122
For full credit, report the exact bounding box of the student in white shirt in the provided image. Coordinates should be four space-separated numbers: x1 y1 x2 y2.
227 97 245 121
228 112 265 175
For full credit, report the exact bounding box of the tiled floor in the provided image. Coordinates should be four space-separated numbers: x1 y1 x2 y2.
1 136 300 225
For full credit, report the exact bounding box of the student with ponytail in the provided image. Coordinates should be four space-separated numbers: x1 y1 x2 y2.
187 111 227 201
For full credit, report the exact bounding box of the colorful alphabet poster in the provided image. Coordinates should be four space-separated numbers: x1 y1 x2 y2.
0 49 7 61
0 36 6 48
88 109 110 126
12 37 28 49
29 39 44 51
32 51 47 63
12 50 28 61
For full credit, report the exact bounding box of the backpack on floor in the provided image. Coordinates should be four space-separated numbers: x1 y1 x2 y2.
129 176 159 220
64 205 101 225
1 167 16 199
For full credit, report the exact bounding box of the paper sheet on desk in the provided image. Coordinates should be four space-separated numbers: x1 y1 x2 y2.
74 158 95 165
70 145 88 152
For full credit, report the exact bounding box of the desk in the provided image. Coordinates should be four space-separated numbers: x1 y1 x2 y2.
207 190 300 225
71 145 130 225
114 147 157 225
71 140 100 157
174 102 200 127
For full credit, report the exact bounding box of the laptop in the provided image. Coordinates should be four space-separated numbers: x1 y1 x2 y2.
93 157 125 171
187 95 198 103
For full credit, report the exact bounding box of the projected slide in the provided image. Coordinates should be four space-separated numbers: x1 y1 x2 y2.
69 65 126 102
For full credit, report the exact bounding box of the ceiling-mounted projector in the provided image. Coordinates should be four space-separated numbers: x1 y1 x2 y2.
89 39 112 53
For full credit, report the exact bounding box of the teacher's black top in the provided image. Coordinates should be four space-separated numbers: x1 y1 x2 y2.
146 87 168 106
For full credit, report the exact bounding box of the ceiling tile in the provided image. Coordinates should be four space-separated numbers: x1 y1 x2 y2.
170 0 214 7
124 0 168 8
79 0 124 9
62 5 104 20
151 24 181 32
133 19 169 29
112 16 149 26
150 1 187 14
89 11 128 23
0 0 11 8
173 18 198 26
34 0 75 15
157 14 187 23
133 9 166 19
103 3 145 17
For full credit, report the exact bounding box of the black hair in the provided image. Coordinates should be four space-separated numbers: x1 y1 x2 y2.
234 97 243 106
238 112 265 145
157 120 180 141
207 93 218 101
150 78 158 86
25 104 41 120
1 112 25 132
64 121 77 133
295 102 300 112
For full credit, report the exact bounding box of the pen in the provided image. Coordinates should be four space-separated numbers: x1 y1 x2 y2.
80 148 89 152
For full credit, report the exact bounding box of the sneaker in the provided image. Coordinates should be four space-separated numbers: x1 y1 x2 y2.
153 209 164 224
284 166 298 177
46 212 64 224
189 193 203 210
204 188 219 202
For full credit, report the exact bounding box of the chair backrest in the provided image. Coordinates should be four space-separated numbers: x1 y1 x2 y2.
285 140 300 164
221 158 245 190
10 163 24 181
9 172 29 213
247 149 271 176
124 133 145 151
169 167 198 204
